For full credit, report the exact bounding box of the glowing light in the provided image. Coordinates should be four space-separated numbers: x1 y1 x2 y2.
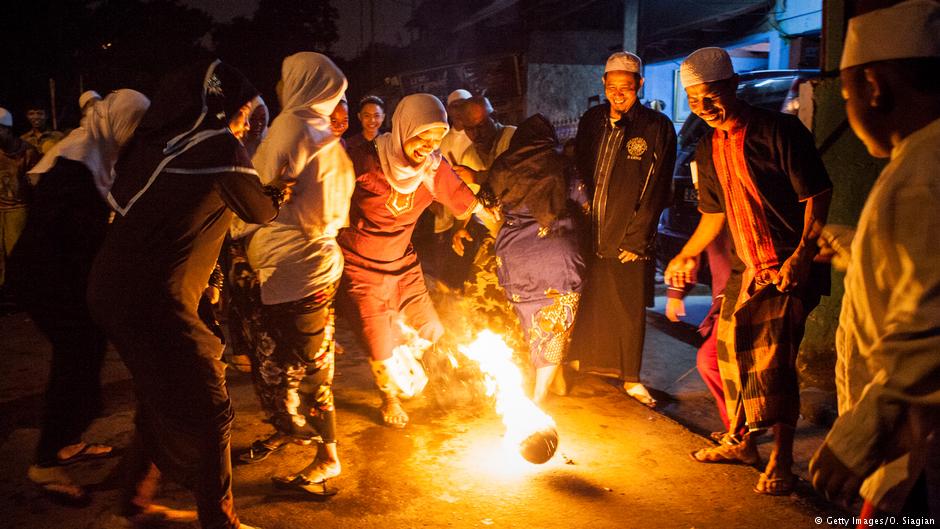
458 330 557 463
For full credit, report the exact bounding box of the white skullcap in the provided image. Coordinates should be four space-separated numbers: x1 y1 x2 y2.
605 51 642 74
79 90 102 110
0 107 11 127
447 89 472 105
680 47 735 88
841 0 940 70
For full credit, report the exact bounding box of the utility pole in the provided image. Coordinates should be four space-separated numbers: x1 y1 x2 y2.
623 0 639 53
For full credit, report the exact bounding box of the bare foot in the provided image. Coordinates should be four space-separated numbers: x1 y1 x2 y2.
298 458 341 483
381 394 408 428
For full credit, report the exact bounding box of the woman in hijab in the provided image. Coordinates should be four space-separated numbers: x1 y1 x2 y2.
235 52 354 497
8 89 149 504
483 114 587 404
224 96 269 373
339 93 495 428
87 60 279 529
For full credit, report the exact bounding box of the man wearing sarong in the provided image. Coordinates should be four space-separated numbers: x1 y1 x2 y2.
569 51 676 407
810 1 940 521
667 47 832 496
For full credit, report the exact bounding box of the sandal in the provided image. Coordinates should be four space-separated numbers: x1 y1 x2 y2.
28 465 90 507
689 441 760 466
229 354 252 374
55 442 114 466
753 471 796 496
237 437 288 464
271 474 338 498
622 382 657 408
380 395 408 429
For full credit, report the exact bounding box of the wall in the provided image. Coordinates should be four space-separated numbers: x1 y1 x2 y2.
796 1 883 395
524 30 621 138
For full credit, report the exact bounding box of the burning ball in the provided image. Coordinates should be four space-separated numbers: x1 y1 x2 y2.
518 426 559 464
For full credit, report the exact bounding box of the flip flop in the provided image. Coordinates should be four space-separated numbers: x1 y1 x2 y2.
689 442 760 466
621 383 657 408
229 354 252 373
271 474 338 498
55 442 114 466
753 472 796 496
237 438 288 464
28 465 90 507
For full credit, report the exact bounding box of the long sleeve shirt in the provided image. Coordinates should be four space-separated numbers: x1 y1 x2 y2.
827 117 940 511
575 102 676 259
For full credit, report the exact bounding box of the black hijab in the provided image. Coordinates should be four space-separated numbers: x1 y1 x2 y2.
486 113 568 228
108 60 259 214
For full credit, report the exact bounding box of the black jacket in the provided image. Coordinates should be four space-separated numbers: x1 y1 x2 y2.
575 102 676 258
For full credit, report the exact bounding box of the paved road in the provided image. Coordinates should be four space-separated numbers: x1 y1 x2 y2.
0 311 843 529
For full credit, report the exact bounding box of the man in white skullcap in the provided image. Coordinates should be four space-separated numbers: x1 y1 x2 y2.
78 90 102 118
809 0 940 519
0 106 40 294
568 51 676 406
425 89 476 287
666 46 832 495
440 89 474 168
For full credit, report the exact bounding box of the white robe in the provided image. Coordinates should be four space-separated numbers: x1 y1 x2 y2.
827 116 940 511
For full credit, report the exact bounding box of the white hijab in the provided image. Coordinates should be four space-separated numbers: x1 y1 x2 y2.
253 52 347 185
375 93 449 194
237 52 353 241
29 89 150 198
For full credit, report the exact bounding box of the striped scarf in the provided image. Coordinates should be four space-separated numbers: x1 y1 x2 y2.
711 126 779 294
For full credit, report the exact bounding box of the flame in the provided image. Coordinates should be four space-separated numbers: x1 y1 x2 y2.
458 330 556 452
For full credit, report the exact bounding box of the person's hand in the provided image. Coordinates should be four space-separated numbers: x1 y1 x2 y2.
205 285 221 305
665 297 686 322
809 443 864 508
818 225 856 272
452 229 473 256
775 246 813 293
453 165 479 185
476 204 502 224
665 254 698 289
280 184 294 204
618 249 640 263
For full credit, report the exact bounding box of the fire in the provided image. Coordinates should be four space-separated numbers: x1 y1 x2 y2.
458 330 558 462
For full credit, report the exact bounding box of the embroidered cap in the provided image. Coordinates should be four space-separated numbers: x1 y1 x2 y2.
0 107 11 127
841 0 940 70
605 51 643 74
680 47 735 89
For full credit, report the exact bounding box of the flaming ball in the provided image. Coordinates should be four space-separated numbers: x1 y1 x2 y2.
519 426 559 464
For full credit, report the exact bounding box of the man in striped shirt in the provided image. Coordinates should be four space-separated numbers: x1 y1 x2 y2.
569 51 676 407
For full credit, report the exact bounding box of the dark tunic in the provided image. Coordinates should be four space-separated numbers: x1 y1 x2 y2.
7 157 110 465
569 102 676 381
695 104 832 431
87 135 276 525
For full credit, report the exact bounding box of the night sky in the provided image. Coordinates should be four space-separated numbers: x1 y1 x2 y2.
181 0 413 59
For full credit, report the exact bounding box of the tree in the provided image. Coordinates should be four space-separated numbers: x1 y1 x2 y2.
213 0 339 111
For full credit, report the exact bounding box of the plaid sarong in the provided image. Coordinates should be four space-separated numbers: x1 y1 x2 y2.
717 276 804 432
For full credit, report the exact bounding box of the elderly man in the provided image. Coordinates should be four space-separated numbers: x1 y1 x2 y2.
809 0 940 520
666 47 832 496
569 51 676 407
